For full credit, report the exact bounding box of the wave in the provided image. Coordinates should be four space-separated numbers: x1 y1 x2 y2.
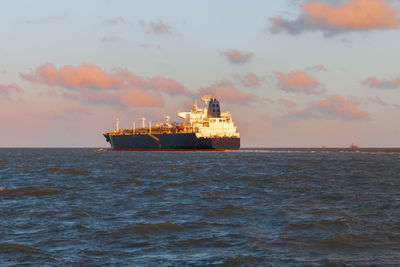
222 255 266 265
80 249 108 256
117 222 186 234
50 168 91 175
112 221 212 236
0 243 41 254
0 186 62 198
177 237 229 247
203 204 248 217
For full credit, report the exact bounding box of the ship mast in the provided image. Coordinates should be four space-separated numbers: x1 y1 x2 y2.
141 117 146 128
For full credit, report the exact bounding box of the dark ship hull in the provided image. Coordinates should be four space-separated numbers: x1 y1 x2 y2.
103 133 240 151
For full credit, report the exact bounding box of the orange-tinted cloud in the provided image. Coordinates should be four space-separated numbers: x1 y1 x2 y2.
220 49 254 65
281 95 370 120
368 96 387 105
21 63 122 89
198 80 257 105
239 73 262 88
393 104 400 110
139 19 172 35
21 63 187 107
120 90 164 107
362 76 400 89
0 83 22 99
21 63 188 94
68 89 164 107
279 98 298 109
270 0 400 35
276 70 324 95
117 69 189 95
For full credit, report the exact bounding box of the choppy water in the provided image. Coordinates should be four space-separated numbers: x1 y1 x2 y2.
1 148 400 266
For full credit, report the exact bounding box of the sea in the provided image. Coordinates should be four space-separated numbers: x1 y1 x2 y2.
0 148 399 266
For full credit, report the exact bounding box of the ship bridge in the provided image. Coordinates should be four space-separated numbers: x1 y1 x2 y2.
177 96 240 138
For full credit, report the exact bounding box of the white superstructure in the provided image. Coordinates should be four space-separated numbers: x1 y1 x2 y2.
177 95 240 138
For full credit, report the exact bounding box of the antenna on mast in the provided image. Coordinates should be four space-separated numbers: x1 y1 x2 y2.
202 95 212 105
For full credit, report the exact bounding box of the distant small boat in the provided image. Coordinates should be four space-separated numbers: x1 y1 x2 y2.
321 145 327 148
349 141 359 149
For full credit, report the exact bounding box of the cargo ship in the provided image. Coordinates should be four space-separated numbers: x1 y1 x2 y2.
103 95 240 151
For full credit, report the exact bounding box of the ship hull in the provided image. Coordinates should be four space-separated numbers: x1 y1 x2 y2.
104 133 240 151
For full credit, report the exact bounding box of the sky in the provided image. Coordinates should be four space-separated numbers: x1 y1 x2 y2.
1 0 400 147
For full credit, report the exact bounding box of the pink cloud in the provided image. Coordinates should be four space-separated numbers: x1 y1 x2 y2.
21 63 122 89
65 107 91 119
239 73 262 88
362 76 400 89
71 88 164 107
0 83 22 98
270 0 399 35
275 70 324 95
309 95 370 120
279 98 298 109
139 20 172 35
21 63 188 107
102 16 125 25
198 80 257 105
281 95 370 120
368 96 387 105
41 111 65 120
220 49 254 65
117 69 188 95
306 64 327 71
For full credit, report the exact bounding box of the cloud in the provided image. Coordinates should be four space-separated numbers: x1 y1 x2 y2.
65 107 91 119
101 36 123 43
0 83 22 99
39 108 92 120
74 89 164 107
21 63 122 89
269 0 400 36
281 95 370 120
368 96 387 105
306 64 327 71
101 16 125 25
362 76 400 89
21 63 188 107
139 43 161 49
21 63 188 94
40 111 65 120
26 14 68 24
393 104 400 110
279 98 298 109
198 80 257 105
275 70 324 95
239 73 262 88
139 20 172 35
220 49 254 65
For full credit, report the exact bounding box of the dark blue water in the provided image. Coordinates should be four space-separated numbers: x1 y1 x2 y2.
1 148 399 266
